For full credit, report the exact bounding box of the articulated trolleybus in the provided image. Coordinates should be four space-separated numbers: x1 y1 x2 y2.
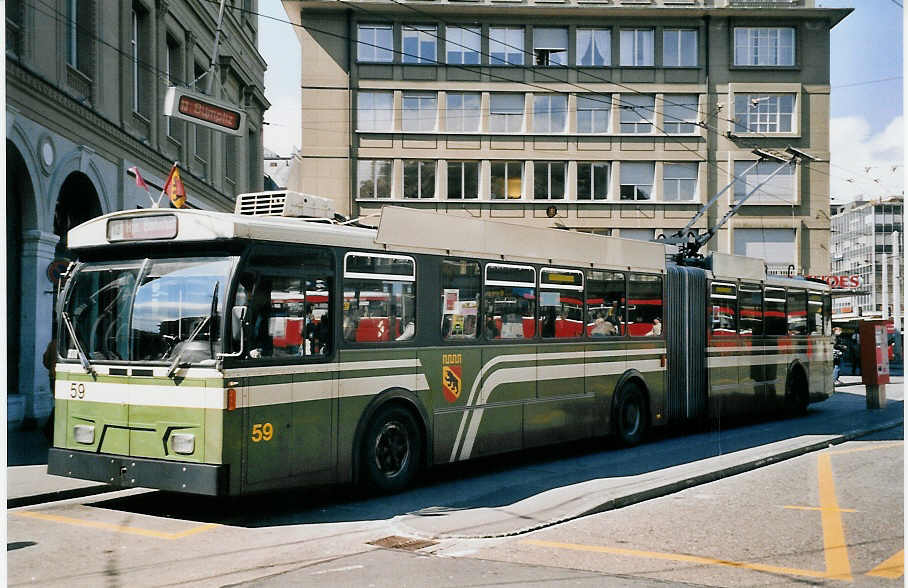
49 192 833 495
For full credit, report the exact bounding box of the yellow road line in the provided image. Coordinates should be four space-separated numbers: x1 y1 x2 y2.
783 505 857 513
867 550 904 579
14 510 218 540
817 453 853 581
828 442 903 456
520 539 831 580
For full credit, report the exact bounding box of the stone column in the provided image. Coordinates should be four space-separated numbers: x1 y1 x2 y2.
18 230 60 428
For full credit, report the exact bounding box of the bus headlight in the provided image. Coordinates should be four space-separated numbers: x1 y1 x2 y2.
73 425 95 444
170 433 195 455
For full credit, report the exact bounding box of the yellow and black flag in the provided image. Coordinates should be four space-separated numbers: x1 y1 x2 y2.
163 162 187 208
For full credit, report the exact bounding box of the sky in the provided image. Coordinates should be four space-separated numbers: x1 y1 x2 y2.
258 1 904 204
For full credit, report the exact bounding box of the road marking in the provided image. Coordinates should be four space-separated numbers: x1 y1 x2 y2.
783 506 857 513
828 442 903 456
867 550 904 579
520 539 831 580
817 453 853 581
13 510 218 540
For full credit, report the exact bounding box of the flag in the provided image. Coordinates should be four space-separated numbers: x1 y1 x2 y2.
128 166 149 190
163 162 187 208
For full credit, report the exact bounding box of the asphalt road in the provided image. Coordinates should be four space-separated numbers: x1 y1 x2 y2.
7 388 903 587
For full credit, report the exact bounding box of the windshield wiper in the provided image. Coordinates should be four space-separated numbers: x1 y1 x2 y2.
167 282 218 378
61 311 96 378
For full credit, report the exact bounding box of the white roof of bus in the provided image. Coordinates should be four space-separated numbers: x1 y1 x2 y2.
67 206 667 272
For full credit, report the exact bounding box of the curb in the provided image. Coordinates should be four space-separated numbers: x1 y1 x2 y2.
403 419 904 540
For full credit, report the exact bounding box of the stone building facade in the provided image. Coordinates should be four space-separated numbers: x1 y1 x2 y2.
6 0 269 428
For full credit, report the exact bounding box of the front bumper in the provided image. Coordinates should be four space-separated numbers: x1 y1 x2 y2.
48 448 228 496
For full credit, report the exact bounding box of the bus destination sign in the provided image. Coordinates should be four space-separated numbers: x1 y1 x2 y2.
164 86 246 136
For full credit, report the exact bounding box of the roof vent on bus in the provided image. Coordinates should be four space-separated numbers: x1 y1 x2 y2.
235 191 335 219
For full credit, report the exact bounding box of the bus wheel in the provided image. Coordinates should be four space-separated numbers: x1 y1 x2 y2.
362 404 422 493
785 368 809 417
614 382 647 447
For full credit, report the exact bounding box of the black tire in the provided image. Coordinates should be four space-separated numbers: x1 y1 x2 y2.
784 368 809 417
361 404 422 493
613 382 647 447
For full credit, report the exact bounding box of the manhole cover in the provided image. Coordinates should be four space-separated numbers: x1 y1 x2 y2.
367 535 438 551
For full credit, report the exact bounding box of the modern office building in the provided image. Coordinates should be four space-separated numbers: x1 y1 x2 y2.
283 0 848 273
831 197 904 329
6 0 269 428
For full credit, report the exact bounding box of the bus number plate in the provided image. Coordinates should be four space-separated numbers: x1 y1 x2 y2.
69 382 86 399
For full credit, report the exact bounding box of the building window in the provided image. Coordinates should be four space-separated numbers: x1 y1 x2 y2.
67 0 93 74
734 27 795 67
619 28 654 67
622 228 655 241
447 161 479 199
663 29 697 67
533 94 567 133
620 94 654 133
402 92 437 132
577 94 611 133
446 26 481 65
663 95 699 134
533 27 568 66
402 25 437 64
491 161 523 199
534 162 565 200
490 26 524 65
446 92 481 132
131 6 150 116
663 163 698 201
735 230 797 277
403 160 436 199
165 37 182 139
489 94 524 132
576 29 610 67
577 162 609 200
620 162 654 201
733 94 795 133
357 159 392 199
733 160 795 204
357 91 394 131
358 24 394 63
7 0 23 54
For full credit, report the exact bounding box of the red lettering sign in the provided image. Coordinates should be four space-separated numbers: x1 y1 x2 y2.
178 96 241 130
805 274 862 289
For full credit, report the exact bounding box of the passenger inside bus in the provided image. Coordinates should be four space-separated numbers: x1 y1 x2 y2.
314 309 331 353
247 278 273 358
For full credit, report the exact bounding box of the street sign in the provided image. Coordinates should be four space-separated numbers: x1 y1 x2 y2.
46 258 70 285
163 86 246 136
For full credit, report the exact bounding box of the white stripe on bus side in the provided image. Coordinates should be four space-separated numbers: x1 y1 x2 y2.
456 358 666 461
706 345 810 354
706 353 809 368
55 381 227 410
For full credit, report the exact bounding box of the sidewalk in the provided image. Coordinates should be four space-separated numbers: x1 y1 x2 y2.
7 376 902 513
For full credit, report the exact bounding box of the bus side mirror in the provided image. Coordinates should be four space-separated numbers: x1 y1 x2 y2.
218 306 247 361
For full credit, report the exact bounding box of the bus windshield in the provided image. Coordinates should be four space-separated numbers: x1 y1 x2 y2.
62 256 235 363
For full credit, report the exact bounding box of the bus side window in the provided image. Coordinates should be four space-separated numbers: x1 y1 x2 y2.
343 253 416 344
710 282 737 337
628 273 662 337
483 264 536 340
441 259 480 340
807 292 824 336
787 289 807 336
764 287 787 336
586 270 625 337
738 283 763 337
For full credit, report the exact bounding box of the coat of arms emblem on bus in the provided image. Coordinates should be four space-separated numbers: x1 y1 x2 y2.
441 353 463 403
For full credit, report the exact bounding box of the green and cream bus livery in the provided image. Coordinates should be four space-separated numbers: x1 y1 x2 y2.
48 194 833 495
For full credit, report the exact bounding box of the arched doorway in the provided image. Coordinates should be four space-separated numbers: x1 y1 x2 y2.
52 172 102 337
6 141 34 399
